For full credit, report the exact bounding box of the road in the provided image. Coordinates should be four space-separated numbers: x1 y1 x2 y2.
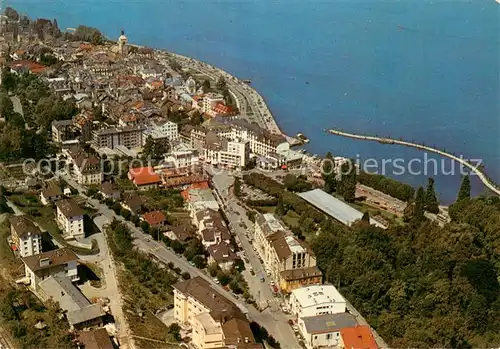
63 172 299 348
208 168 301 349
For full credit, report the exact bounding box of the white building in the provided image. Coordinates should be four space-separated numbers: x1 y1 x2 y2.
21 248 79 291
289 284 346 318
297 313 358 349
9 216 42 257
201 93 225 114
203 132 250 168
143 120 179 144
64 147 103 185
55 199 85 240
164 142 199 170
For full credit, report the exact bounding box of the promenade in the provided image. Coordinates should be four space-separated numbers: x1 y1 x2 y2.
328 129 500 196
168 52 282 134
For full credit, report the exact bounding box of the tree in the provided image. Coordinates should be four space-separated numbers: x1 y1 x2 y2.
168 323 181 341
457 175 471 202
202 79 211 92
208 262 219 277
337 160 356 202
181 272 191 280
275 196 286 216
424 177 439 214
216 76 227 91
131 215 140 226
111 202 122 215
141 221 150 234
217 271 231 286
170 240 184 254
120 208 131 220
1 68 16 92
361 211 370 223
322 152 337 194
192 255 207 269
414 186 425 221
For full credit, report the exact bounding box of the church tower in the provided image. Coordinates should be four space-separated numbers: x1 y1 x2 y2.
118 29 128 56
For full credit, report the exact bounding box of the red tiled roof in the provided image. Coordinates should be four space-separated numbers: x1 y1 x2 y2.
340 325 378 349
9 60 48 74
129 166 162 186
212 102 233 115
143 210 167 226
180 181 210 200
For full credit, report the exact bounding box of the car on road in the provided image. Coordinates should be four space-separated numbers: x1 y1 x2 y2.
250 269 255 275
260 275 265 282
189 261 195 266
213 278 220 284
244 257 249 263
288 319 294 325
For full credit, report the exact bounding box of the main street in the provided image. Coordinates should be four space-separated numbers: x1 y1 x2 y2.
63 173 300 348
208 167 301 349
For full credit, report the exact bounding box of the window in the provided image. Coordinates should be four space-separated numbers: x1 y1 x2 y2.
314 336 318 340
326 334 331 340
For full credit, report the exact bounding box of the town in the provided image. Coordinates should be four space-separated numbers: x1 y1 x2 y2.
0 7 495 349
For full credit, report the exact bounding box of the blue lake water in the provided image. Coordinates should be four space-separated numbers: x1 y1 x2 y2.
11 0 500 203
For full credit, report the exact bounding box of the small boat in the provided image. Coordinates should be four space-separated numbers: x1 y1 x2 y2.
378 139 394 145
242 79 252 84
297 133 310 143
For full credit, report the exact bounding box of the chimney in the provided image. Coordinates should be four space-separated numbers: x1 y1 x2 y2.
39 257 50 268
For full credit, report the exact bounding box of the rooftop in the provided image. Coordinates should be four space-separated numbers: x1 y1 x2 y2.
291 284 345 308
143 210 167 226
174 276 246 320
301 313 357 334
22 248 78 272
9 215 41 238
340 325 379 349
297 189 386 228
78 329 114 349
128 166 162 186
55 198 85 218
39 275 90 312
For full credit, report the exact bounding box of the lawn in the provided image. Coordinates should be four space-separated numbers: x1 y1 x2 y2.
282 211 300 228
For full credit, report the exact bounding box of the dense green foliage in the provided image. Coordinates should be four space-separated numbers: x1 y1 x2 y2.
142 135 169 161
457 175 471 202
322 152 337 194
0 70 76 161
357 170 415 201
337 160 357 202
243 173 325 224
283 174 313 193
72 25 105 45
311 198 500 348
424 178 439 214
0 289 76 348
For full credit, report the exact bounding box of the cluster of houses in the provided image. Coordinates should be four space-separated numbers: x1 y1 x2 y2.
252 212 379 349
9 215 114 347
3 24 306 172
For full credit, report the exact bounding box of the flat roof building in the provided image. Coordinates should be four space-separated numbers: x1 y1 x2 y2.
298 189 386 228
290 284 346 318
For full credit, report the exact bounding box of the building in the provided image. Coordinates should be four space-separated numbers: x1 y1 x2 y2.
128 166 162 190
340 326 378 349
9 216 42 257
203 132 250 168
164 142 199 170
52 119 77 143
173 277 260 349
99 181 120 199
77 328 114 349
92 125 145 149
254 214 322 292
40 184 63 206
143 120 179 144
186 189 220 220
297 313 357 349
142 210 167 227
67 149 103 185
207 242 238 271
121 194 144 214
38 275 105 330
55 199 85 240
201 93 225 114
21 248 79 290
297 189 386 228
289 285 346 318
